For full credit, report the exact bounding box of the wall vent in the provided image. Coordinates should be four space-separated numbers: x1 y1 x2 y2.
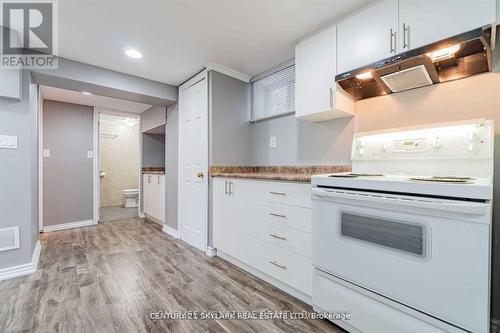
0 226 20 252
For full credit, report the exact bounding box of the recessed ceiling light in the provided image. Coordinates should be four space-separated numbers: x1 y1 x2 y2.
81 91 92 95
124 48 143 59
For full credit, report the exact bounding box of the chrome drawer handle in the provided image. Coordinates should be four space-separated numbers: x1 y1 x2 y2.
269 191 286 196
269 213 286 218
269 234 287 241
269 261 287 270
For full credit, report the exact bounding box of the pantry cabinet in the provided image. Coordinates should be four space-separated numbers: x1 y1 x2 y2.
295 26 354 122
336 0 496 73
398 0 496 52
143 174 165 223
337 0 398 74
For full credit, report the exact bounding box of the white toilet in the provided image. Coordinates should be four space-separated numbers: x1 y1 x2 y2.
122 189 139 208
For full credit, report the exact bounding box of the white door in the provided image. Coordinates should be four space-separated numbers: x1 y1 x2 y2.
399 0 496 52
178 75 208 252
337 0 398 73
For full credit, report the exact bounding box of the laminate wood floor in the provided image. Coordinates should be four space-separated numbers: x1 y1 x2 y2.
0 218 344 333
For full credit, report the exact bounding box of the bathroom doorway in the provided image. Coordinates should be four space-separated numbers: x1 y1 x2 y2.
98 112 141 222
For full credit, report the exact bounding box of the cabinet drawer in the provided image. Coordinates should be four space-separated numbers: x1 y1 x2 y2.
255 201 311 233
251 238 312 295
258 181 311 208
253 220 311 257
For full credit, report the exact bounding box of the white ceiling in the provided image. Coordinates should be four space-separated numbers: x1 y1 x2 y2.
40 86 153 113
59 0 371 85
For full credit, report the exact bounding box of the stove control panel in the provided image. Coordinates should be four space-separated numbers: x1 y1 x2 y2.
352 120 493 161
392 138 427 152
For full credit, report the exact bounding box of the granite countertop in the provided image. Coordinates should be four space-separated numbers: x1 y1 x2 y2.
210 166 351 183
142 167 165 175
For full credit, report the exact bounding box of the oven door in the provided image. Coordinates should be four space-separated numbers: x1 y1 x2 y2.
312 187 491 333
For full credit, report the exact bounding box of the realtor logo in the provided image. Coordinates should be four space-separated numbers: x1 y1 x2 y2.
0 0 58 68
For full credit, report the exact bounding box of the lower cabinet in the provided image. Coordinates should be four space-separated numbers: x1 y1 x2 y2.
212 177 312 297
143 174 165 223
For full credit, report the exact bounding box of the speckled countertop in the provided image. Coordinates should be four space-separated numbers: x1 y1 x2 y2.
142 167 165 175
210 166 351 183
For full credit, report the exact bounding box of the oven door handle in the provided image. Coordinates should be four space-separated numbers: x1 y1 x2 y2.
312 188 488 215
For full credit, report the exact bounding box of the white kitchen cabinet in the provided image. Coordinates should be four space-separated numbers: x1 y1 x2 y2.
0 69 21 100
337 0 398 74
212 178 231 254
398 0 496 52
212 177 312 298
143 174 165 223
295 26 354 122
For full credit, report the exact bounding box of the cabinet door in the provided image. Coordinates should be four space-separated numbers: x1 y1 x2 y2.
295 26 336 120
159 175 165 223
337 0 398 74
212 178 231 254
399 0 496 52
143 174 151 216
151 175 161 221
229 179 256 263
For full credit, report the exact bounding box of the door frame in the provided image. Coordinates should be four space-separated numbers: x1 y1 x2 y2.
178 69 209 253
95 108 142 221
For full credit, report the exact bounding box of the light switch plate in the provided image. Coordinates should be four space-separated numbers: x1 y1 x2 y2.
87 151 93 158
43 149 50 157
0 135 18 149
269 136 277 148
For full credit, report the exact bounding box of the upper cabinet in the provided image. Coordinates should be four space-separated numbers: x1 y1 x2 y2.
398 0 496 52
337 0 496 73
337 0 398 74
295 26 354 122
0 69 21 101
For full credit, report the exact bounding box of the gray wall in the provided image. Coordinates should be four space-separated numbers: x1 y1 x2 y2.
43 100 93 226
142 133 165 167
165 104 179 230
209 71 252 166
0 71 39 269
142 106 166 132
32 58 178 106
251 114 353 166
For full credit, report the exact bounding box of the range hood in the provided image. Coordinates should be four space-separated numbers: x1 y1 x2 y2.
336 27 493 101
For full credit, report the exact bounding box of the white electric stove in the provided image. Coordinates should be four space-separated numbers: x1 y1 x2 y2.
311 119 493 333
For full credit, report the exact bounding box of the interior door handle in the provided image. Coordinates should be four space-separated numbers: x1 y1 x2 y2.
197 172 204 178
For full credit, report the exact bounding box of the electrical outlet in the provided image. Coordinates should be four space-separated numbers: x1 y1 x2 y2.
43 149 50 157
269 136 277 148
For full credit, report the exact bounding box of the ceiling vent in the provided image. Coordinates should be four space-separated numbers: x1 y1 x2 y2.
0 226 20 252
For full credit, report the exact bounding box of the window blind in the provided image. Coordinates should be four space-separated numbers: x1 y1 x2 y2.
251 65 295 121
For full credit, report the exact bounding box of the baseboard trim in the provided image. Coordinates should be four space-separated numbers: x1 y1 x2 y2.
161 224 179 239
205 246 217 257
217 250 312 305
0 240 41 281
43 219 96 233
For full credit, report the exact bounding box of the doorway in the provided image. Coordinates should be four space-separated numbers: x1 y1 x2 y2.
98 112 141 222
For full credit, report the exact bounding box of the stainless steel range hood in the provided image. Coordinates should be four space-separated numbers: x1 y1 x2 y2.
336 27 493 101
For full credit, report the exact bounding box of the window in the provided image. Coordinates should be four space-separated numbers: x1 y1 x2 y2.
251 65 295 121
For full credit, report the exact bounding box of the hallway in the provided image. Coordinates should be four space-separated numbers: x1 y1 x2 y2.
0 219 342 333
